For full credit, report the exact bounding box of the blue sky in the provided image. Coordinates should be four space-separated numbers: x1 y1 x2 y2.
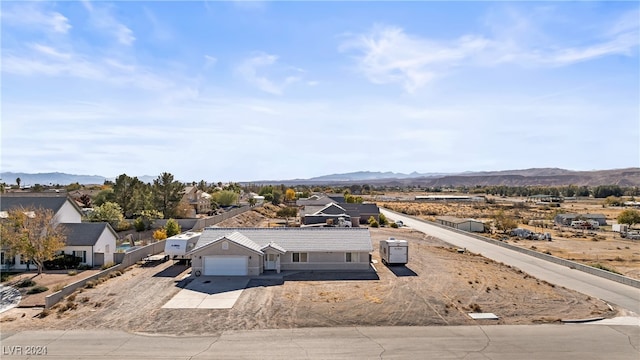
2 1 638 182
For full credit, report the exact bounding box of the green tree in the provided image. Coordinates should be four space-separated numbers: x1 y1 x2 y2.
276 207 298 226
88 202 124 228
494 210 518 234
271 190 282 205
152 172 185 219
379 213 389 226
113 174 146 218
0 207 67 274
164 219 181 237
66 182 82 192
212 190 238 206
617 209 640 227
133 210 163 230
368 216 379 228
285 188 297 202
93 189 115 207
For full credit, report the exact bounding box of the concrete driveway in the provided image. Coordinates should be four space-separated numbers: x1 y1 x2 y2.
162 277 249 309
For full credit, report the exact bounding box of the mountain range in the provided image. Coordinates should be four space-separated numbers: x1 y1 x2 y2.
2 168 638 187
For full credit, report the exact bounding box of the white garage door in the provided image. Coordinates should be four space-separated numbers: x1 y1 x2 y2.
203 256 248 276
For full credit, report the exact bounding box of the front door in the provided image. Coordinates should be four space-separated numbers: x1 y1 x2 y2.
265 253 276 270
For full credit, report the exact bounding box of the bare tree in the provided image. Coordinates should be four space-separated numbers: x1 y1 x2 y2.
0 207 67 274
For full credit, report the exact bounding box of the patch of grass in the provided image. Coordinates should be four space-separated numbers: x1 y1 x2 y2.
590 263 622 275
26 286 48 294
17 279 36 288
1 272 15 282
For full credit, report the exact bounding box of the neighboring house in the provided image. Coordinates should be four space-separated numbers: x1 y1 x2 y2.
0 195 116 270
298 195 380 226
436 216 485 232
188 228 373 276
61 223 117 266
554 213 607 226
182 186 212 216
301 203 355 227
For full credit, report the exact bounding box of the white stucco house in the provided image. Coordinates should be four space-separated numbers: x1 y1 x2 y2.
0 195 117 270
188 228 373 276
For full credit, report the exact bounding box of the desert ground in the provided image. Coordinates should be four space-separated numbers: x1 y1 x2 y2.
1 226 618 336
377 196 640 280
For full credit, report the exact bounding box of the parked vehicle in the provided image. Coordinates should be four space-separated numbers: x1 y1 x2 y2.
380 238 408 265
164 232 201 262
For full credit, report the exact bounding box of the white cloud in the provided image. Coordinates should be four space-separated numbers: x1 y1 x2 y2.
340 26 489 93
1 3 71 34
342 10 639 92
204 55 218 69
236 53 302 95
83 2 135 46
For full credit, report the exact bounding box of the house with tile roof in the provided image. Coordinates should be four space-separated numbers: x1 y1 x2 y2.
0 195 117 270
188 228 373 276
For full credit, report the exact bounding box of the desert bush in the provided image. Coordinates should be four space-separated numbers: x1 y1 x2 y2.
115 219 132 231
85 280 97 289
80 296 90 303
368 216 379 228
27 286 48 294
78 264 92 270
153 228 167 241
469 303 482 312
100 262 116 270
390 222 398 228
68 270 77 276
52 283 66 292
17 279 36 288
590 263 622 275
67 294 76 302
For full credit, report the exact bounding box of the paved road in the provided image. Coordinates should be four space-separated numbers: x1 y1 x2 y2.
1 325 638 359
381 209 640 314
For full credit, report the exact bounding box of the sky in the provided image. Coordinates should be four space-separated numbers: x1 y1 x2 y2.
1 1 639 182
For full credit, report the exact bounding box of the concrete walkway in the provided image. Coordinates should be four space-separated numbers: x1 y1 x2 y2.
162 277 249 309
1 325 638 359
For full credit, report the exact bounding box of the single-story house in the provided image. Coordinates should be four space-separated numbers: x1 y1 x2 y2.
60 223 117 266
341 203 379 224
0 195 117 270
554 213 607 226
188 228 373 276
301 203 356 227
435 216 485 232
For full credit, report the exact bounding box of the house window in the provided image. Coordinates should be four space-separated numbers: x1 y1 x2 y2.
73 250 87 263
292 252 308 263
346 252 359 263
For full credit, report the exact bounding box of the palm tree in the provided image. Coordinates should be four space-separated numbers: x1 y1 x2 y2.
16 177 21 188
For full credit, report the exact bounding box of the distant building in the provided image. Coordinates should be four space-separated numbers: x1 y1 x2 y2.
435 216 485 232
554 213 607 226
415 195 485 202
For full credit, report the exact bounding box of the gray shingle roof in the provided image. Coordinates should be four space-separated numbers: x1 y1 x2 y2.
0 196 69 213
61 222 114 246
194 228 373 253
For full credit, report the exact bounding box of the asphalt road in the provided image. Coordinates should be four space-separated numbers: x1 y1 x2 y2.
381 209 640 314
1 325 638 359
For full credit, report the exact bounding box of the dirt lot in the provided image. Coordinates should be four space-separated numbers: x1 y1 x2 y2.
0 227 618 335
378 197 640 279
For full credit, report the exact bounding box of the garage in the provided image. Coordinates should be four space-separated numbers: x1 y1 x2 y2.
203 256 248 276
